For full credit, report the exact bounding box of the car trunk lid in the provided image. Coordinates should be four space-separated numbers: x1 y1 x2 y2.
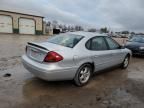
26 42 72 62
26 42 49 62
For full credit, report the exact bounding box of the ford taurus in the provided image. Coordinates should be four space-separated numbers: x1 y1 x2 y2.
22 32 131 86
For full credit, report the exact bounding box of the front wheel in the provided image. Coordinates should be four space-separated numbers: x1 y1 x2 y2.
74 64 92 86
121 55 130 69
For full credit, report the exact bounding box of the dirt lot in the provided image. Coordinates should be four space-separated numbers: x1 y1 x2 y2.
0 34 144 108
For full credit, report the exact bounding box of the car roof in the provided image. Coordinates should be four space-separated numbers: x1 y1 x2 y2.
68 31 108 38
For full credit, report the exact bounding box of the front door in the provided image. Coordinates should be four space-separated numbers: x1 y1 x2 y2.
104 37 125 65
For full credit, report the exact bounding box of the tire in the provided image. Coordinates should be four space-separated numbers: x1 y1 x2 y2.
74 64 92 86
121 55 130 69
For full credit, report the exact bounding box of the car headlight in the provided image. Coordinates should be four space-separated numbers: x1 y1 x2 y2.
139 47 144 50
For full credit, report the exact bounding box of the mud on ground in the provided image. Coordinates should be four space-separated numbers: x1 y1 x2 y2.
0 34 144 108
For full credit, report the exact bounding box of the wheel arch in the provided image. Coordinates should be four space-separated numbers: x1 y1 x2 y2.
78 62 95 73
126 53 131 59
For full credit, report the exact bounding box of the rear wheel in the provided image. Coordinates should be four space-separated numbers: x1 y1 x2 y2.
121 55 129 69
74 64 92 86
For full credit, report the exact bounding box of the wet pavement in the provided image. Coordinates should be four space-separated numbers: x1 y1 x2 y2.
0 34 144 108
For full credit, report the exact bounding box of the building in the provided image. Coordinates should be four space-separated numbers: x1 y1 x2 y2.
44 21 53 35
0 10 44 35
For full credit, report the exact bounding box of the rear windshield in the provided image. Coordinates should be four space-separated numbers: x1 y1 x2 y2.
47 34 84 48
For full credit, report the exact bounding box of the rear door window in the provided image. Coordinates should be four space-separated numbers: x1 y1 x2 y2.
86 37 108 51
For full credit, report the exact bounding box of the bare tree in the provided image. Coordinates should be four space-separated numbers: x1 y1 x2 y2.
88 28 97 32
52 20 58 29
100 27 109 33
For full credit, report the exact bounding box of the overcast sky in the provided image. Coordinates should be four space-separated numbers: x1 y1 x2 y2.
0 0 144 32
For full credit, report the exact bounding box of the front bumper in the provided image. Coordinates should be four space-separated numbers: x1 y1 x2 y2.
125 46 144 55
131 49 144 55
22 55 78 81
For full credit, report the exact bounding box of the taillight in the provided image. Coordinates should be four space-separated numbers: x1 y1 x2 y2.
44 51 63 62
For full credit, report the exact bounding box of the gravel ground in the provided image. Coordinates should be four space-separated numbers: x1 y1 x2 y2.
0 34 144 108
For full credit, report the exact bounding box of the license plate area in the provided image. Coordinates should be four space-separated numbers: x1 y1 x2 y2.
27 47 46 62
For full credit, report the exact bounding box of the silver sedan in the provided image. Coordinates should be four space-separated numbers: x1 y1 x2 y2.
22 32 131 86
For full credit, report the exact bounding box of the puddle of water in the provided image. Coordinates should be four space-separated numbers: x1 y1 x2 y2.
103 88 144 108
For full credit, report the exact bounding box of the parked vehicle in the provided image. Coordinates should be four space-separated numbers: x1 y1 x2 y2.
22 32 131 86
125 35 144 55
128 34 136 40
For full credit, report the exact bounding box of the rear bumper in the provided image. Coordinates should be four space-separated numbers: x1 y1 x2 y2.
22 55 78 81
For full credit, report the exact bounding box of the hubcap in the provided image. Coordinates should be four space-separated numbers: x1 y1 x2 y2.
124 57 129 67
79 67 90 84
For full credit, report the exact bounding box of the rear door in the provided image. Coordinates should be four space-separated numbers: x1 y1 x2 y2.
104 37 125 65
87 36 113 71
